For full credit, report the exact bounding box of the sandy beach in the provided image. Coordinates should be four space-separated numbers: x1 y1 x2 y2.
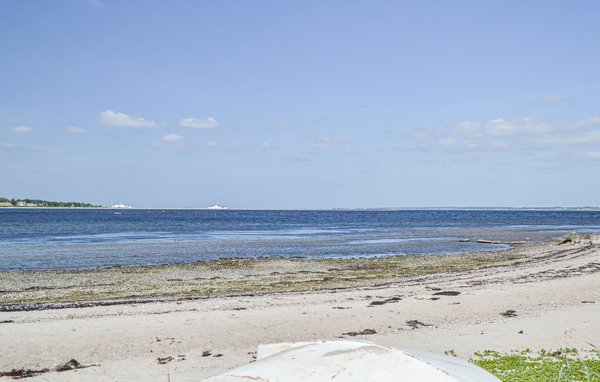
1 237 599 381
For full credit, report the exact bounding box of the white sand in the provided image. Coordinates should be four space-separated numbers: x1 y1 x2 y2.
1 241 599 381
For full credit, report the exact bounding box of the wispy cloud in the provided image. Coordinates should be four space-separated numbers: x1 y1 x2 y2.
153 134 185 148
13 125 35 133
584 152 600 160
450 118 553 138
411 116 600 161
344 145 383 156
538 94 562 104
99 110 159 128
65 126 87 134
253 142 273 150
154 137 219 149
0 142 41 156
437 137 460 148
227 141 274 153
571 117 600 130
161 134 183 143
179 117 218 129
410 128 442 140
307 137 344 150
537 93 576 105
453 121 481 136
271 123 302 131
306 137 383 156
532 130 600 146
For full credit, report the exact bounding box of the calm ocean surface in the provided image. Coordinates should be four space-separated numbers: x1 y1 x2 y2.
0 209 599 270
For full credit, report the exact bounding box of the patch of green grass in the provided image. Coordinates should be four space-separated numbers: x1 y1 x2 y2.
471 348 600 381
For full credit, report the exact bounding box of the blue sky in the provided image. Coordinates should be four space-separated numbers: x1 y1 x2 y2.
1 1 599 208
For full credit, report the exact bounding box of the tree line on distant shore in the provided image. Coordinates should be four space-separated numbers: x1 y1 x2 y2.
0 197 100 208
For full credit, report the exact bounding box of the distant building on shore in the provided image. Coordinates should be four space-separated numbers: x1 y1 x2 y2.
0 201 12 207
15 201 38 207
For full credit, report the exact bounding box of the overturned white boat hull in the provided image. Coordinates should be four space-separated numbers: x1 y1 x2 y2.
203 341 500 382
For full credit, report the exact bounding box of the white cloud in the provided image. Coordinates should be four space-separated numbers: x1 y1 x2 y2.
254 142 273 150
415 116 600 155
538 94 563 104
537 94 576 105
438 137 460 148
486 118 518 136
435 136 510 151
451 118 553 138
154 136 221 149
99 110 159 128
226 141 274 153
272 123 301 131
308 137 341 150
520 118 554 134
344 146 382 156
584 152 600 160
533 130 600 146
571 117 600 130
179 117 218 129
453 121 481 136
65 126 87 134
410 128 442 139
410 115 600 165
464 141 478 150
161 134 183 143
13 125 35 133
541 94 561 103
307 138 381 155
490 141 511 150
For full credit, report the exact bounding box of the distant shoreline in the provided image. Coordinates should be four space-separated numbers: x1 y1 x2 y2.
1 206 599 211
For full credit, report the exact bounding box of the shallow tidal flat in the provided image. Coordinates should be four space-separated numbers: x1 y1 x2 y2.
1 240 598 381
0 248 526 309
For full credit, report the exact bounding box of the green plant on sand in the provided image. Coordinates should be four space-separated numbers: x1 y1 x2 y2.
470 348 600 382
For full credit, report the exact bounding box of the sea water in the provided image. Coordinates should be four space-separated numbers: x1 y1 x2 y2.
0 209 598 270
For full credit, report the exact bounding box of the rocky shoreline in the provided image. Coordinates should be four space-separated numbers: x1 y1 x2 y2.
0 246 529 310
2 234 598 311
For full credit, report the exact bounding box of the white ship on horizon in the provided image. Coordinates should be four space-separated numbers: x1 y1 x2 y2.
110 202 132 209
207 203 229 210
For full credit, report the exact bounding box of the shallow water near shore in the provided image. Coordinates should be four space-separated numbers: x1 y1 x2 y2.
0 209 599 270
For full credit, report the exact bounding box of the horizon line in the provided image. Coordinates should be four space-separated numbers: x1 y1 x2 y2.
4 206 599 211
